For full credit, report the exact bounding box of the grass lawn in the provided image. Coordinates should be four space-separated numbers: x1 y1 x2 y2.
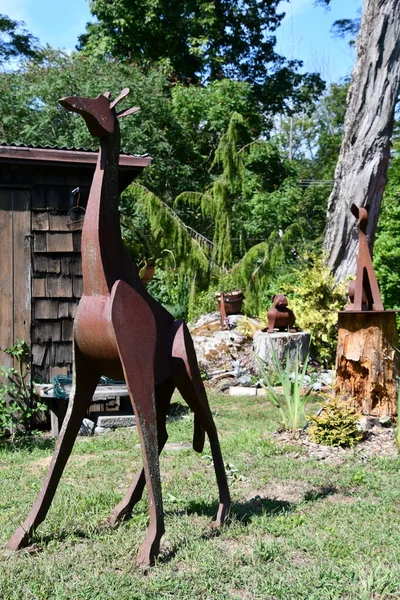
1 392 400 600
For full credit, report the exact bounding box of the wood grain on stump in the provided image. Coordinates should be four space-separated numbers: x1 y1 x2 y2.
336 311 399 416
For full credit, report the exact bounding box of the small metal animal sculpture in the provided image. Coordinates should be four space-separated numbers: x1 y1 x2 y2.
7 89 230 566
346 203 384 311
266 294 296 332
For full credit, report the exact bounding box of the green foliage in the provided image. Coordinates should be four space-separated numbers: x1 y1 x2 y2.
230 223 303 316
0 340 46 440
0 14 40 64
257 344 312 432
374 155 400 312
289 254 347 366
308 396 364 447
79 0 324 112
0 50 205 200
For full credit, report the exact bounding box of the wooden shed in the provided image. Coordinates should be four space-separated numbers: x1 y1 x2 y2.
0 144 150 382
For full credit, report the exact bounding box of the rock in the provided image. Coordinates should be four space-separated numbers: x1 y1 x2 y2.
379 415 393 427
189 312 261 387
79 418 95 436
229 386 257 396
96 415 136 429
94 426 109 435
358 416 377 431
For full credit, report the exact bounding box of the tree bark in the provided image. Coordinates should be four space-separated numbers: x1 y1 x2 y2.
323 0 400 281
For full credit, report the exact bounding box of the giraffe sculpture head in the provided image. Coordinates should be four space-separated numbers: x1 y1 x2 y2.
59 88 139 137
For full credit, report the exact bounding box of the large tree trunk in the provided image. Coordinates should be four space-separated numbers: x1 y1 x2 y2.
323 0 400 281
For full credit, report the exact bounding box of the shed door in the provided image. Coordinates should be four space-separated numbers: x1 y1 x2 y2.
0 189 31 368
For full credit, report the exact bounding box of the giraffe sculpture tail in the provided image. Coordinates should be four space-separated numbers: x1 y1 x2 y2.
168 319 231 525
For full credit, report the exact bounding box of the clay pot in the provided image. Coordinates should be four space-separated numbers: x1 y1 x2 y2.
216 290 244 315
139 265 155 285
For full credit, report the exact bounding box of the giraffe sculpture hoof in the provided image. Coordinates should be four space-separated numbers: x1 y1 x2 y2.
135 536 161 567
7 525 31 551
211 501 230 528
108 504 132 526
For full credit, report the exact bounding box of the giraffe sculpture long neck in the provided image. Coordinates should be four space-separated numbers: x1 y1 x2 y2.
82 119 127 296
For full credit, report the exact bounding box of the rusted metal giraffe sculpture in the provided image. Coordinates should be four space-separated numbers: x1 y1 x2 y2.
346 203 384 311
7 89 230 566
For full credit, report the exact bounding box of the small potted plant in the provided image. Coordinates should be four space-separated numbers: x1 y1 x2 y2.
123 226 175 285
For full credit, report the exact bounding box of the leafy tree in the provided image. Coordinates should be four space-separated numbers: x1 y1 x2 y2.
0 14 40 65
0 49 208 199
78 0 324 111
374 155 400 310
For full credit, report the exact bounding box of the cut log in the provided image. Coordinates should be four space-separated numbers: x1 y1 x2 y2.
253 331 311 373
336 311 399 416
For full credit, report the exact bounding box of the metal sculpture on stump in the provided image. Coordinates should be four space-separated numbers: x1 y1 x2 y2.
7 89 231 566
345 203 384 311
265 294 296 332
336 203 399 416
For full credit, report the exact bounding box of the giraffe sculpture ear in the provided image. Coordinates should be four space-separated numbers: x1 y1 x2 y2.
117 106 140 118
103 91 111 98
110 87 130 109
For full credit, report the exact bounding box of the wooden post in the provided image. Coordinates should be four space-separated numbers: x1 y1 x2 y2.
336 311 399 416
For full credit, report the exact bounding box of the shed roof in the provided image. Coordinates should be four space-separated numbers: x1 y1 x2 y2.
0 143 151 171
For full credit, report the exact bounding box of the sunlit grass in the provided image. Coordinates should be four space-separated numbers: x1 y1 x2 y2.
1 391 400 599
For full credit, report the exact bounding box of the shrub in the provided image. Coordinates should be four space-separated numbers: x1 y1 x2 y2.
289 254 347 367
308 395 364 447
0 340 46 440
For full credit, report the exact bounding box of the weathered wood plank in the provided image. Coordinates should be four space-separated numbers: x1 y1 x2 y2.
33 232 47 252
13 190 31 344
33 255 61 274
60 257 71 275
46 275 73 298
55 343 72 364
34 299 59 319
58 300 78 318
49 365 69 380
61 319 74 341
31 188 47 209
0 190 13 361
32 344 47 366
73 231 82 252
32 212 49 231
32 277 46 298
46 232 74 253
69 258 82 276
72 276 83 298
33 321 61 343
49 214 70 231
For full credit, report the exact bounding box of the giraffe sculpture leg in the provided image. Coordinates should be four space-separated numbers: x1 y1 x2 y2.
109 379 174 525
169 320 231 526
7 344 99 550
111 281 165 566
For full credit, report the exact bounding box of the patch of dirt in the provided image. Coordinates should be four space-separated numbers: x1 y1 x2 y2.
247 480 312 504
273 426 398 463
27 452 102 474
27 456 52 473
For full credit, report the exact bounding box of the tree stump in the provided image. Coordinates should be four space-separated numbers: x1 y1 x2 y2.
253 331 311 373
336 311 399 416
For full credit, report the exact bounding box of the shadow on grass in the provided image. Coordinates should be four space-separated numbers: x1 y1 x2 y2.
303 485 337 503
0 436 55 453
168 496 295 526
